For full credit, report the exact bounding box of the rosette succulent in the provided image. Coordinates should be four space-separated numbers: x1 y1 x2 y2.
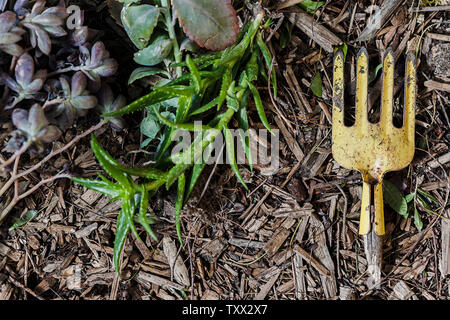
49 71 98 130
6 104 61 154
69 26 90 47
0 0 124 226
97 84 126 131
78 42 118 90
0 11 25 56
1 53 46 109
18 0 69 55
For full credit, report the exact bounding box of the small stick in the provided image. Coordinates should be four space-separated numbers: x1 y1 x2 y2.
42 98 65 110
0 120 107 222
0 174 70 222
46 66 81 78
0 119 106 199
413 5 450 12
8 275 44 300
0 141 31 170
294 245 330 276
198 145 224 203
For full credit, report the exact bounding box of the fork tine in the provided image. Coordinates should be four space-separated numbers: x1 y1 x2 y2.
404 52 416 142
381 49 394 132
355 48 368 131
333 50 345 127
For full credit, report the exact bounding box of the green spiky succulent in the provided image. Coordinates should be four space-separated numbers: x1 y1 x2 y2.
72 12 277 274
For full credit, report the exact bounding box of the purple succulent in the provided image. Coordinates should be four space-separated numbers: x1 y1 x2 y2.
78 42 118 90
1 53 46 109
69 26 88 47
19 0 69 55
5 104 61 154
0 11 26 56
48 71 98 130
67 10 94 47
97 84 126 131
13 0 30 15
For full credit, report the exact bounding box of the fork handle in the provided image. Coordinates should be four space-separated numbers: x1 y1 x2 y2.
359 181 385 235
374 183 385 235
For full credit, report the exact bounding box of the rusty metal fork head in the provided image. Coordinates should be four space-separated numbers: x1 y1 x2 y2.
332 48 416 235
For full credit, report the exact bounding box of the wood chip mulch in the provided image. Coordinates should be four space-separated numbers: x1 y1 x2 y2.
0 0 449 300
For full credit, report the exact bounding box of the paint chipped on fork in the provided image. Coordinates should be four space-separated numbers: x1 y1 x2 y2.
332 47 416 236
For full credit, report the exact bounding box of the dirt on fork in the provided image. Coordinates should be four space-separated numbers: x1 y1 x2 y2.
0 0 449 300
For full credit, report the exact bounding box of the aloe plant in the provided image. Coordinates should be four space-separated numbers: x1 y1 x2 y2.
73 12 276 274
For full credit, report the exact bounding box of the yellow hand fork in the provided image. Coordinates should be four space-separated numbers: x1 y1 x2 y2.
332 48 416 285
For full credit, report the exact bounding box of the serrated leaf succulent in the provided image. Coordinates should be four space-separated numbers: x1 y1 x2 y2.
71 133 165 273
76 12 277 275
113 0 240 85
172 0 239 51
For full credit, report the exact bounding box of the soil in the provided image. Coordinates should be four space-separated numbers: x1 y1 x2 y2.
0 0 449 300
